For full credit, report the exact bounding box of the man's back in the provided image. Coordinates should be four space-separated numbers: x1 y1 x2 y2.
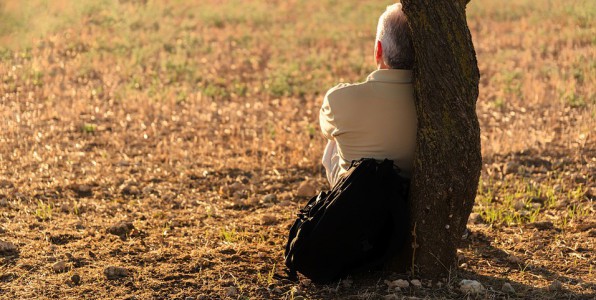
320 69 417 182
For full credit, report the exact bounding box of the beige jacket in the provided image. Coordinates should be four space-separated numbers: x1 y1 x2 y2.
320 69 417 183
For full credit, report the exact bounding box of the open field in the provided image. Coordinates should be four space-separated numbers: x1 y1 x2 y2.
0 0 594 299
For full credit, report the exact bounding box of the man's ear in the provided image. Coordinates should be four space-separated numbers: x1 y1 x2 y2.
375 40 383 63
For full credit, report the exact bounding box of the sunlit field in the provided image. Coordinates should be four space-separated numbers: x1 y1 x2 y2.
0 0 594 299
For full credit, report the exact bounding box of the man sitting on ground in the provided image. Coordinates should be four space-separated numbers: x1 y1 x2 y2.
320 3 417 186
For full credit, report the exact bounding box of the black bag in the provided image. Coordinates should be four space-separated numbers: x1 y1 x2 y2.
284 158 410 283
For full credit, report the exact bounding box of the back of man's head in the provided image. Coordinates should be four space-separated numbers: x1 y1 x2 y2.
376 3 414 70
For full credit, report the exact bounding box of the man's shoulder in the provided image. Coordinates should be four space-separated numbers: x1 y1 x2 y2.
325 82 366 101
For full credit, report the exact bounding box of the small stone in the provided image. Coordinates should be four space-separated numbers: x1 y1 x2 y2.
107 222 135 238
528 221 554 231
52 260 69 273
60 204 71 212
232 190 247 200
300 278 312 286
467 213 479 225
117 160 131 167
185 297 195 300
506 255 524 265
503 162 520 175
279 200 292 207
0 240 17 254
513 200 525 211
13 192 27 201
296 181 316 197
261 214 277 225
460 263 468 269
548 280 562 291
383 294 399 300
142 186 155 195
0 180 14 188
410 279 422 288
121 184 140 196
228 182 245 193
384 280 401 292
290 286 304 296
77 184 91 193
224 286 237 297
459 279 485 295
457 251 466 262
73 184 92 197
502 282 515 294
104 266 129 280
262 194 277 203
71 274 81 285
393 279 409 288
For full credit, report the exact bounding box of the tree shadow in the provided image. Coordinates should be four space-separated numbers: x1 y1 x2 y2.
457 230 595 299
288 227 595 299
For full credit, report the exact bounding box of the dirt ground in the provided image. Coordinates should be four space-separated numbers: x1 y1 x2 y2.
0 0 594 299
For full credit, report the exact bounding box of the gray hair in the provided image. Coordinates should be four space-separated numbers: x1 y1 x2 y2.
376 3 414 69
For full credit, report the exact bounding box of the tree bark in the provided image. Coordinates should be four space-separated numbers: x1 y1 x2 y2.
394 0 482 279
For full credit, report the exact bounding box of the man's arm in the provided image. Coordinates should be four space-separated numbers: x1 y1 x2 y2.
320 84 347 140
322 139 340 186
319 92 335 140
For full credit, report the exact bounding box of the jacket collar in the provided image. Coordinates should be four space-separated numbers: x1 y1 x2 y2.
367 69 412 83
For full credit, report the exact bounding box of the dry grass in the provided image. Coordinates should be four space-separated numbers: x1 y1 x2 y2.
0 0 594 299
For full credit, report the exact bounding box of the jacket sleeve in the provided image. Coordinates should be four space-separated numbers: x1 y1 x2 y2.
319 88 337 140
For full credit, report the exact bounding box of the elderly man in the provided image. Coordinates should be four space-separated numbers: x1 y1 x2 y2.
320 3 417 186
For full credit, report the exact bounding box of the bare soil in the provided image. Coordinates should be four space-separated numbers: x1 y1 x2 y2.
1 0 594 299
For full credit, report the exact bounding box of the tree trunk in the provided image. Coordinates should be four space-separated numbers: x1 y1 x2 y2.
395 0 482 279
